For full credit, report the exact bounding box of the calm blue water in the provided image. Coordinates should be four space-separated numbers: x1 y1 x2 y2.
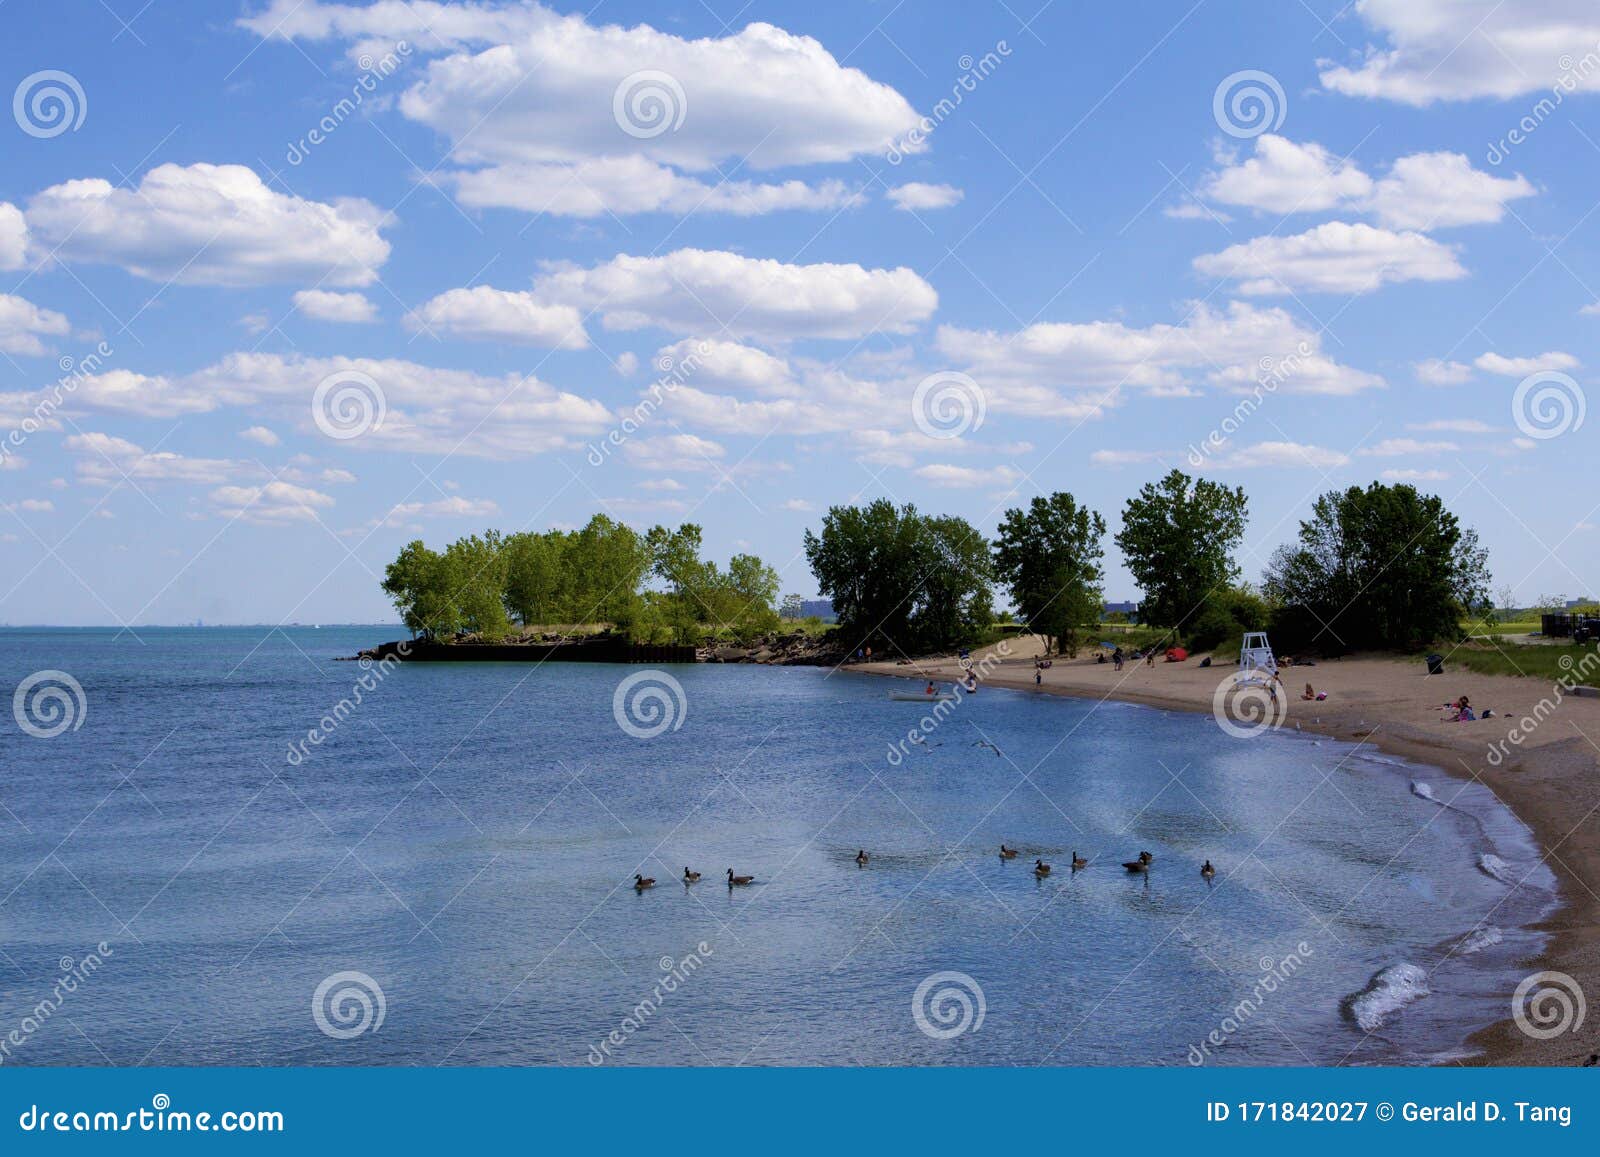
0 627 1555 1066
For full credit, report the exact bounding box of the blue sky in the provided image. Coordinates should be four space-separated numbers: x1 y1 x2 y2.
1 0 1597 626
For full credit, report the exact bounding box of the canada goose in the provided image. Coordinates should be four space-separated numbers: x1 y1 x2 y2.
1034 858 1052 877
726 868 754 886
634 873 656 890
683 867 701 883
999 844 1019 859
1071 851 1087 870
855 849 869 866
1138 851 1153 864
1122 857 1149 873
1200 860 1215 879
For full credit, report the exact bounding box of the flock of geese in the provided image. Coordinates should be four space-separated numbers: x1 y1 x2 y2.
631 850 1220 890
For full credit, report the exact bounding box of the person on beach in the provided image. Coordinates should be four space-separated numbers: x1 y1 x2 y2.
1035 668 1042 688
1303 682 1316 701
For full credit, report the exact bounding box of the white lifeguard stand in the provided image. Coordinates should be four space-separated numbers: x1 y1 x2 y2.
1237 631 1278 686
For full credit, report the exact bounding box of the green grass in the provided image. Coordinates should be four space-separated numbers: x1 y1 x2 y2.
1429 641 1600 682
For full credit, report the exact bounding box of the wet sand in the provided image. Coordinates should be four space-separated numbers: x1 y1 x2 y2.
853 638 1600 1066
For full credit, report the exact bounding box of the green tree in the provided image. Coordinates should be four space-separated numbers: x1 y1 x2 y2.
992 492 1106 656
441 532 511 640
381 540 455 638
804 500 993 653
1263 481 1491 652
1114 469 1248 636
502 530 571 626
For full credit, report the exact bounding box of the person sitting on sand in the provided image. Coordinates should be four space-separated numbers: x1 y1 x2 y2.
1303 682 1316 701
925 681 937 695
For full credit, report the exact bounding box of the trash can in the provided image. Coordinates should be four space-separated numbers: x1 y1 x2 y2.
1426 653 1444 675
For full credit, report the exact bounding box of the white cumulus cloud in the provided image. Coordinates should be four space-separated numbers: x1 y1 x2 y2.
1193 222 1465 295
25 163 391 287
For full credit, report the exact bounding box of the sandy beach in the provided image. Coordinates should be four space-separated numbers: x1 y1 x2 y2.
856 637 1600 1066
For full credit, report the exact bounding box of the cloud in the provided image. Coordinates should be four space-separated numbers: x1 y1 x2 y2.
1195 441 1351 470
447 156 865 217
211 480 335 523
1474 350 1580 376
914 463 1022 488
639 478 684 492
239 426 281 446
63 432 263 487
1193 222 1465 295
405 286 589 348
5 498 54 512
25 163 391 287
1364 152 1534 229
1357 438 1459 456
0 202 28 270
356 495 500 532
1199 137 1532 229
1409 419 1496 433
935 300 1384 418
656 338 795 393
1415 358 1473 385
1200 136 1371 215
531 248 937 341
64 353 613 458
1381 468 1450 482
1319 0 1600 104
779 497 814 511
1089 449 1170 467
622 433 726 473
244 2 922 217
293 289 377 323
887 183 964 211
0 293 70 356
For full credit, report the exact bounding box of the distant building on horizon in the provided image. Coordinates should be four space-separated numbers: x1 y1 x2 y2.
1102 600 1139 622
800 598 836 622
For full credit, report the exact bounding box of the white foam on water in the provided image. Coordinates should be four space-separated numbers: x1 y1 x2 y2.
1455 926 1504 955
1346 962 1431 1032
1410 780 1438 802
1477 853 1512 884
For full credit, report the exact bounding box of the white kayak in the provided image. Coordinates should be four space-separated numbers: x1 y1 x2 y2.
889 690 959 702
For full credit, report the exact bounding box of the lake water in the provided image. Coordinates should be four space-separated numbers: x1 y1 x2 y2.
0 627 1555 1066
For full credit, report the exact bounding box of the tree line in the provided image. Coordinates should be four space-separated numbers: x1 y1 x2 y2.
381 469 1492 656
381 515 779 644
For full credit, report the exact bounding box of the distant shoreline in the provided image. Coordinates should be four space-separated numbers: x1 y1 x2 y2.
848 642 1600 1068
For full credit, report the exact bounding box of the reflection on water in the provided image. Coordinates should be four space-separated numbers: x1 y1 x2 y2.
0 628 1555 1066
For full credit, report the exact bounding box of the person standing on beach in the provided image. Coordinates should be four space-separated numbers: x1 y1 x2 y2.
1035 668 1042 688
